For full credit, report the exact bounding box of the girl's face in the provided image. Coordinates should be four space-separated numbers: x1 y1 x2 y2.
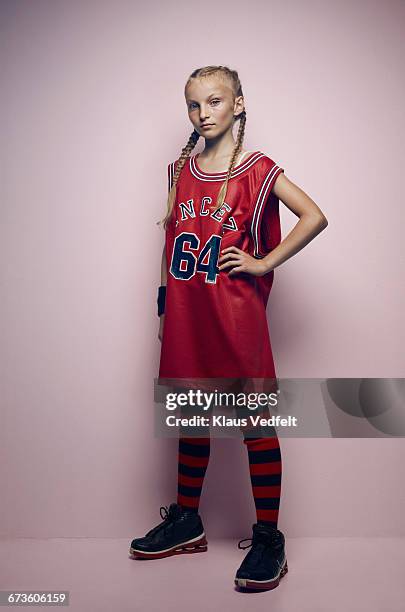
185 77 244 139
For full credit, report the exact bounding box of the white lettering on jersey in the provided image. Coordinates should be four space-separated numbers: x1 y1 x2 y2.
176 198 238 232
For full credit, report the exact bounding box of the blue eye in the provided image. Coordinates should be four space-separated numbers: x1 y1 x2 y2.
188 99 220 110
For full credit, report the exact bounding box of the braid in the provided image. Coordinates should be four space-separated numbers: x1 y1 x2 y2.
212 110 246 213
158 129 200 230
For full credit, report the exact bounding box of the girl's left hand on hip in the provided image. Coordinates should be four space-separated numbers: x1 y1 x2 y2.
218 246 269 277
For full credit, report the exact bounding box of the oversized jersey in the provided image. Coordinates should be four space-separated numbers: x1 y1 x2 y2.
158 151 284 391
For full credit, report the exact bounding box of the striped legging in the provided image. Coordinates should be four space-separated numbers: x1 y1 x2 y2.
176 399 282 529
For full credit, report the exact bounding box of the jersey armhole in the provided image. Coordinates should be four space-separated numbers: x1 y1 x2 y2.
164 161 177 272
250 157 284 258
167 160 176 193
249 158 284 258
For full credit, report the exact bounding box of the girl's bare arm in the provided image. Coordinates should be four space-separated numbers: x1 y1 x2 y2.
261 173 328 273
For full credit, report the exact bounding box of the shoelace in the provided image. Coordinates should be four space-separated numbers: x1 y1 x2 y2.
159 504 183 535
144 505 180 539
159 505 171 520
238 529 281 550
238 529 281 566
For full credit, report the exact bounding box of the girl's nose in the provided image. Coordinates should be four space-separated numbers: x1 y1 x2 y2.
199 106 210 119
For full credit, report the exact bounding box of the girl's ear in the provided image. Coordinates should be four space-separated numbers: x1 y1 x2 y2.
234 96 244 114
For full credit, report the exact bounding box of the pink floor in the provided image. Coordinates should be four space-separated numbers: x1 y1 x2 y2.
1 537 404 611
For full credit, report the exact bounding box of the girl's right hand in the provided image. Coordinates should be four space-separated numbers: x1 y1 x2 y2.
158 314 165 342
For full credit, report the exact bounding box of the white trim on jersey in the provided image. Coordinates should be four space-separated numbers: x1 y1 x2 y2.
168 161 175 192
251 164 284 258
189 151 265 182
237 150 251 165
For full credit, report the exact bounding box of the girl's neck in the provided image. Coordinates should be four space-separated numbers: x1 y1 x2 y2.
200 132 240 161
196 149 250 173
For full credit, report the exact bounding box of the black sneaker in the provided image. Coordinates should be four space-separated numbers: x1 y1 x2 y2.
234 523 288 590
129 503 208 560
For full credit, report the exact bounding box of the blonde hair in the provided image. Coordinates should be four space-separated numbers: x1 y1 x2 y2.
157 65 247 230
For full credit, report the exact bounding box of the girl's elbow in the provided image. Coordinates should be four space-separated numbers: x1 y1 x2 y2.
316 213 328 230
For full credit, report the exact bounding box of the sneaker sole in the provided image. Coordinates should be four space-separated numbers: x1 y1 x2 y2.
129 533 208 560
234 558 288 590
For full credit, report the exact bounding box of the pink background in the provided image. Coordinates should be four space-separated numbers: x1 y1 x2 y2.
1 0 404 549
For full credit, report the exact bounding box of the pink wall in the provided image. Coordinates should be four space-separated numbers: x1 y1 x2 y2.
1 0 404 538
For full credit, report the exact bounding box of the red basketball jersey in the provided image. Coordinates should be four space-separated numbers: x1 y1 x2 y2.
158 151 284 389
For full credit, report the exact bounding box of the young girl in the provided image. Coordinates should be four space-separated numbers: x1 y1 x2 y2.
129 65 328 591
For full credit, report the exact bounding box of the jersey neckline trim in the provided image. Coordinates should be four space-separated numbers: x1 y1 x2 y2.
190 151 264 182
